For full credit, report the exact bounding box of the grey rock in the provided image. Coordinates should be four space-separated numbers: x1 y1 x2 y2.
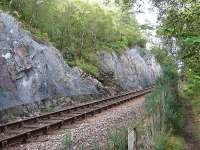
0 12 98 110
97 48 161 90
0 11 161 111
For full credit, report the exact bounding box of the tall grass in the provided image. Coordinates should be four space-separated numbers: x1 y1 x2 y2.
142 47 186 149
2 0 145 75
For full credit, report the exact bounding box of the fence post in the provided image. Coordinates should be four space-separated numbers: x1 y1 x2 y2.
128 127 138 150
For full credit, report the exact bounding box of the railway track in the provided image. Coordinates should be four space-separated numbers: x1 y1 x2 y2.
0 87 152 149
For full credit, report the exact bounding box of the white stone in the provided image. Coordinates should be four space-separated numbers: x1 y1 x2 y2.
2 53 12 59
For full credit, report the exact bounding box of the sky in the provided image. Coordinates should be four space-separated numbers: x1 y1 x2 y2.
133 0 159 27
133 0 161 50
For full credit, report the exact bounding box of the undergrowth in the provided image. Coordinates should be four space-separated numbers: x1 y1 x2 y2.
180 75 200 141
141 46 187 150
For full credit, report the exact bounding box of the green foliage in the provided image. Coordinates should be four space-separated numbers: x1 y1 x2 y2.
58 128 128 150
152 131 169 150
57 134 72 150
167 136 185 150
191 96 200 141
74 58 99 76
151 47 177 73
0 0 10 10
156 1 200 115
145 75 180 131
182 75 200 97
152 133 185 150
184 36 200 45
157 1 200 77
145 75 185 148
91 141 100 150
145 46 186 148
140 24 155 30
154 3 200 148
106 127 128 150
1 0 145 75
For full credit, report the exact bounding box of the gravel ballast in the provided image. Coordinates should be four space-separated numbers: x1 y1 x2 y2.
10 96 146 150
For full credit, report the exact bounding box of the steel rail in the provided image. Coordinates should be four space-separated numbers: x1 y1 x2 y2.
0 87 153 149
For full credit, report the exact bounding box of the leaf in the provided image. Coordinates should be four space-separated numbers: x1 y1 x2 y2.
183 36 200 44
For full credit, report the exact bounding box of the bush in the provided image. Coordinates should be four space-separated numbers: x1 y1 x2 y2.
145 71 180 131
144 46 186 148
152 133 185 150
74 58 99 76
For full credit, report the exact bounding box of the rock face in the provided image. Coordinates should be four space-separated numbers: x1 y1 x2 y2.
97 48 161 90
0 12 161 111
0 12 98 110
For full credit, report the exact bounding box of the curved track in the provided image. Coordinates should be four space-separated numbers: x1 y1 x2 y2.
0 87 152 149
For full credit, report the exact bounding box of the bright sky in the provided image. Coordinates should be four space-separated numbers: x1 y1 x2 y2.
133 0 159 26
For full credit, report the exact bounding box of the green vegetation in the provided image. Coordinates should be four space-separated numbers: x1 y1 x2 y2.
191 97 200 141
106 127 128 149
150 0 200 148
157 2 200 76
57 133 72 150
58 127 128 150
1 0 200 148
180 76 200 142
143 46 186 149
155 0 200 94
0 0 145 75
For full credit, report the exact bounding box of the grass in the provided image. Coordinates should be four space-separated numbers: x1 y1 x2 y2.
180 77 200 141
106 127 128 150
0 0 146 76
191 96 200 141
57 127 128 150
57 133 72 150
167 135 185 150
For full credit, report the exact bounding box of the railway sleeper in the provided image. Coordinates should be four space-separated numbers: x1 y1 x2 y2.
23 124 42 129
50 116 68 121
43 126 50 135
1 140 8 148
6 130 27 135
22 132 31 143
0 126 7 133
58 121 64 129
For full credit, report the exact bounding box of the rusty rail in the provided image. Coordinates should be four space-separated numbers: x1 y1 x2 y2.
0 87 153 149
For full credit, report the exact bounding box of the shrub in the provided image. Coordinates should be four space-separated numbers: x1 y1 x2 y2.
144 46 186 148
74 58 99 76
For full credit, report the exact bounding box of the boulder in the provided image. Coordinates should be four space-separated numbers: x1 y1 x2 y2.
0 12 98 110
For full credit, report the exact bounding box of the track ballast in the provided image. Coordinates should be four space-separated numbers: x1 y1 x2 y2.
0 87 152 149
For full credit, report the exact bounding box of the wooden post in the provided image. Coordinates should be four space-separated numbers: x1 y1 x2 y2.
128 127 138 150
